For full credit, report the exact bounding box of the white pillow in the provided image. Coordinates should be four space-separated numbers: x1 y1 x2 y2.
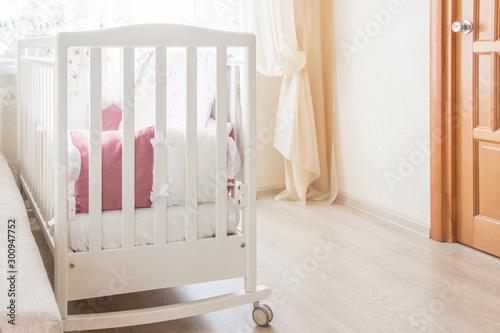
150 125 241 206
67 134 81 181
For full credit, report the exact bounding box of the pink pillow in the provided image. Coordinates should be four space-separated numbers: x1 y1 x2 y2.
70 126 155 213
102 103 122 131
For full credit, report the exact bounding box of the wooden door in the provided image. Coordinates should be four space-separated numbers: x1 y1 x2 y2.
456 0 500 256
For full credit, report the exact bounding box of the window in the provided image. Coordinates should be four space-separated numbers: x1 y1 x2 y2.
0 0 249 59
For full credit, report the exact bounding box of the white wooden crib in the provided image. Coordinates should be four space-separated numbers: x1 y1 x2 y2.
17 24 272 331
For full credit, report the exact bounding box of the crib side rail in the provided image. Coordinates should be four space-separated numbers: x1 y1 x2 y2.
60 24 254 48
17 55 56 247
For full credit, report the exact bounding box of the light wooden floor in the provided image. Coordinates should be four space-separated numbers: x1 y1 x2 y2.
32 197 500 332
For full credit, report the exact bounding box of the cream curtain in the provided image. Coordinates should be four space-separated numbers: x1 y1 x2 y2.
255 0 338 204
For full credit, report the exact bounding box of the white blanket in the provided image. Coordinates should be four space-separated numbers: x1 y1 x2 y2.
69 196 240 252
150 125 240 206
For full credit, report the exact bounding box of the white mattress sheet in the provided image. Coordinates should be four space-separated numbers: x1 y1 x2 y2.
69 197 240 252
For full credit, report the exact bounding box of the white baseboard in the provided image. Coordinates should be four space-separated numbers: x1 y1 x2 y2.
335 192 430 238
256 186 285 198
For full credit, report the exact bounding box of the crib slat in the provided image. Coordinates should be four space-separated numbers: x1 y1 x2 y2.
36 65 40 201
26 62 30 180
47 66 52 219
34 64 39 208
41 67 45 216
28 64 33 191
40 66 44 207
40 66 44 209
16 62 22 180
89 48 103 252
39 66 44 217
185 47 198 242
29 63 33 191
154 47 167 244
42 67 47 218
17 63 22 176
32 64 36 194
32 65 36 197
32 63 36 190
42 66 48 219
24 64 28 178
34 64 38 193
25 63 29 184
38 66 42 205
35 66 40 204
41 67 46 211
49 69 55 220
24 62 27 181
54 45 69 319
122 48 135 248
24 63 28 179
35 66 39 202
242 44 257 292
215 47 228 238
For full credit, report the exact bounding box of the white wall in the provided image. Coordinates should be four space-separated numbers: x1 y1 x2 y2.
332 0 431 226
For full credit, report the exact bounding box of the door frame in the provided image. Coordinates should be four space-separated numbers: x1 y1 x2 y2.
430 0 457 242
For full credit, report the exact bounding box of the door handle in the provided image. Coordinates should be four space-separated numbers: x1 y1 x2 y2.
452 20 473 35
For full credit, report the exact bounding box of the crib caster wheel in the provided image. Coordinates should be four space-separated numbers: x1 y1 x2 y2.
262 304 273 322
252 305 272 327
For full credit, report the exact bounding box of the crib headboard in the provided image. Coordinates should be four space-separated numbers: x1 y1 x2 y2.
17 24 257 312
